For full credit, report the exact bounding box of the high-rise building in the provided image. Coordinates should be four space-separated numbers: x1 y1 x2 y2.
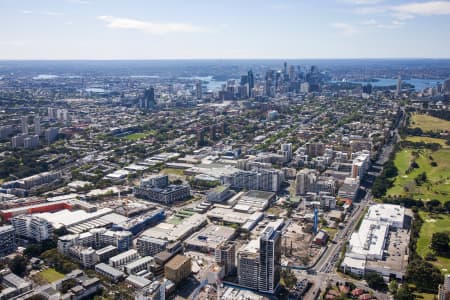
396 76 402 96
280 143 292 162
34 116 41 136
258 226 281 294
443 77 450 95
248 70 254 97
195 80 202 99
11 134 26 148
295 169 317 195
238 240 259 290
289 65 296 81
0 225 16 256
215 241 236 276
11 215 53 242
24 135 40 149
45 127 59 144
237 227 281 294
141 87 156 110
21 116 28 134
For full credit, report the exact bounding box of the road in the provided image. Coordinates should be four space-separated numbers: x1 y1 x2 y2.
299 110 407 299
301 192 372 300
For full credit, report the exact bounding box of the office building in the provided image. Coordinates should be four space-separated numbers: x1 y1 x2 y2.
195 80 202 99
248 70 254 97
164 255 191 284
0 225 16 256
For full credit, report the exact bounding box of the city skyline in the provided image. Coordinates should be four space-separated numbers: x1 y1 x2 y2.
1 0 450 59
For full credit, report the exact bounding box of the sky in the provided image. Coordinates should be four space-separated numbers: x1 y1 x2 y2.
1 0 450 59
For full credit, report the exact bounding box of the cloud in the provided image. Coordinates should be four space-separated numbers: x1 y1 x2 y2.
97 16 207 34
0 40 27 47
66 0 90 4
331 22 360 36
342 0 385 4
20 10 64 16
354 1 450 17
361 18 404 29
392 1 450 16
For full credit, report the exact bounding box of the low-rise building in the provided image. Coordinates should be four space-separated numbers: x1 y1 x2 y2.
164 255 191 284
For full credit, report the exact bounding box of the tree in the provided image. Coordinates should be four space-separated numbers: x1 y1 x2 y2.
394 285 414 300
388 280 398 294
426 199 442 212
365 272 387 291
431 232 449 254
444 200 450 213
8 255 28 276
406 258 443 291
281 269 297 289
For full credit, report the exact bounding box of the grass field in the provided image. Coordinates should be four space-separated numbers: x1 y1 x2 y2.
387 148 450 202
417 212 450 274
160 168 186 176
123 130 156 141
38 268 65 283
410 114 450 132
405 136 449 148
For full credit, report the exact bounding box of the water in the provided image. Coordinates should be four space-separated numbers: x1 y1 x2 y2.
33 74 59 80
351 78 443 91
179 76 226 91
85 87 107 93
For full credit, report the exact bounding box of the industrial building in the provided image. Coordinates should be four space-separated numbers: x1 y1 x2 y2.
184 225 236 253
341 204 408 280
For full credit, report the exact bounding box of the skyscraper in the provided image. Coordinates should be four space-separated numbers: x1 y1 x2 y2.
247 70 254 97
34 116 41 136
141 87 156 110
396 75 402 96
195 80 202 99
258 226 281 294
21 116 28 134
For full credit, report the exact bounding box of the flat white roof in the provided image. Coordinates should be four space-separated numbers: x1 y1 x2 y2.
348 219 388 259
366 204 405 226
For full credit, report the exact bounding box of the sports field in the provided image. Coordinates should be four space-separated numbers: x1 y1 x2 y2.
38 268 65 283
417 212 450 274
123 130 156 141
387 148 450 202
409 114 450 132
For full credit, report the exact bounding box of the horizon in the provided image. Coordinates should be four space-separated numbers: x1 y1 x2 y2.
2 0 450 59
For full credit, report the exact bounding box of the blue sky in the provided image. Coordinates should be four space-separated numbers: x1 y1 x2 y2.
1 0 450 59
